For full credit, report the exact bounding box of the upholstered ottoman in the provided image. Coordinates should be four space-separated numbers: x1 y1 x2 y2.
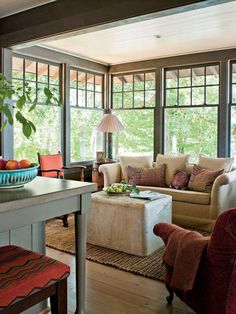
87 191 172 256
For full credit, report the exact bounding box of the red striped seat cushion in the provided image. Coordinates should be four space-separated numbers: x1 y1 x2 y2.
0 245 70 309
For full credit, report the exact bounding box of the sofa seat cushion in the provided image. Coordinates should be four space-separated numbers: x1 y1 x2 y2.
138 186 210 205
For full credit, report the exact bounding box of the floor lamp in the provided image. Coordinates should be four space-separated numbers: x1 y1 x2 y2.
96 113 124 160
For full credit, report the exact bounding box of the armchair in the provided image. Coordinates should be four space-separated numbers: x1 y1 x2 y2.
38 152 86 227
153 208 236 314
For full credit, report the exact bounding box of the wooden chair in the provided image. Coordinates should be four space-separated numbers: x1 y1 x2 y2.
0 245 70 314
37 152 86 227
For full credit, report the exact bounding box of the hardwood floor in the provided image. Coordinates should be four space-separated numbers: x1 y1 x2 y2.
47 248 194 314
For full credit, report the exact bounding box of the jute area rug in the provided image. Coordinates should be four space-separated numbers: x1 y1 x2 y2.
46 215 165 282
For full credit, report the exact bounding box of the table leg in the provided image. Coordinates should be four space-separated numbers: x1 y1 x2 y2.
74 208 88 314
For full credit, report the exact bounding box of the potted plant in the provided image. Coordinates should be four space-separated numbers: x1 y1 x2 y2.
0 72 61 138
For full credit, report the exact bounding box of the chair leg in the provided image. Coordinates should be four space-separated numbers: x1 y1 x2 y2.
166 283 174 304
50 278 67 314
63 214 69 227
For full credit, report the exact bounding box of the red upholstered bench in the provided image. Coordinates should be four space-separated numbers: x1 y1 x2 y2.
0 245 70 314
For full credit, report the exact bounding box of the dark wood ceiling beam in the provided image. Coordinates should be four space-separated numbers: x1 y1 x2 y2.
0 0 233 48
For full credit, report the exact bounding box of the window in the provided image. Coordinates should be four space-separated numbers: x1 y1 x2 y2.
230 62 236 159
12 56 61 162
112 72 155 109
164 64 219 160
112 71 155 157
70 68 104 162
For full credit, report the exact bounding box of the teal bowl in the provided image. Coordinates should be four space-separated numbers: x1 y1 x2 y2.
0 164 39 188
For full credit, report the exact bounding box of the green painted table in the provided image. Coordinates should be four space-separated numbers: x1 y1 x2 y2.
0 176 97 314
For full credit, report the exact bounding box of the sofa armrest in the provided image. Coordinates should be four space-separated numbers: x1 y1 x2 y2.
210 170 236 219
98 163 121 187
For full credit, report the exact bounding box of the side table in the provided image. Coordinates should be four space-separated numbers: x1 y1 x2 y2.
92 160 116 191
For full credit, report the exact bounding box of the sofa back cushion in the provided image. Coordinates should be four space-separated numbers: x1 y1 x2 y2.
198 155 234 172
119 155 153 180
127 164 166 187
188 164 224 193
156 154 189 186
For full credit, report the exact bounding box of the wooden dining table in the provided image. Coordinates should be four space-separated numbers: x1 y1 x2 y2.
0 176 97 314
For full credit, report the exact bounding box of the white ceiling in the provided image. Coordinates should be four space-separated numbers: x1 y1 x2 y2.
41 1 236 65
0 0 55 18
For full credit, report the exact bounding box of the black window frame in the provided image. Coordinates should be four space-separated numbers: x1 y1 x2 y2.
163 62 220 157
230 60 236 105
12 54 62 107
164 63 220 108
229 60 236 158
111 70 156 110
12 53 63 160
111 70 156 158
69 66 105 163
69 67 104 109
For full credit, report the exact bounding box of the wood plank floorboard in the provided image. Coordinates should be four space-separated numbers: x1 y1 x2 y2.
47 247 194 314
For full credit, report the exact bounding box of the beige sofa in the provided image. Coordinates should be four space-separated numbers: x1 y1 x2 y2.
99 160 236 232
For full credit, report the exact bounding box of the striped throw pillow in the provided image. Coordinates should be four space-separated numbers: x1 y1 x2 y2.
188 164 223 193
127 164 166 187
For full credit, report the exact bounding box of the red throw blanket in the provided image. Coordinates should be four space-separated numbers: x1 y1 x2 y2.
163 229 210 292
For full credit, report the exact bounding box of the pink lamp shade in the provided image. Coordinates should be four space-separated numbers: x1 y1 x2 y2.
96 113 124 133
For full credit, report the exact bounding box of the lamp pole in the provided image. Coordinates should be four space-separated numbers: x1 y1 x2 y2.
107 132 113 160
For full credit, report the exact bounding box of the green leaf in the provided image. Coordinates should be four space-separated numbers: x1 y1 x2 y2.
16 95 26 110
15 111 26 124
28 103 37 112
26 93 32 103
0 120 7 132
44 87 52 97
2 105 13 125
23 123 32 138
0 70 62 139
28 120 36 133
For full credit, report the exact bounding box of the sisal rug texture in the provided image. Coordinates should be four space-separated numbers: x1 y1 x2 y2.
46 216 165 281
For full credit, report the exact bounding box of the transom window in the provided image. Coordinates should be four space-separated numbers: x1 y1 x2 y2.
70 68 103 108
112 71 155 109
165 64 220 107
12 56 60 104
231 63 236 104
